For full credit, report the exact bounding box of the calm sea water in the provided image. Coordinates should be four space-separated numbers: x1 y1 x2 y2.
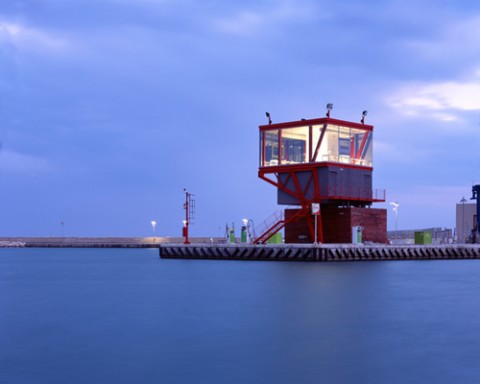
2 248 480 384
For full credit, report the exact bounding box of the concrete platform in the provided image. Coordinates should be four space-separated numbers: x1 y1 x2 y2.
159 243 480 261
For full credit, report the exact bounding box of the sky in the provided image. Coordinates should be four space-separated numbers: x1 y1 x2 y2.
0 0 479 237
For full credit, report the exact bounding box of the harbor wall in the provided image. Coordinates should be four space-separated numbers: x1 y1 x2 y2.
160 244 480 262
1 237 479 262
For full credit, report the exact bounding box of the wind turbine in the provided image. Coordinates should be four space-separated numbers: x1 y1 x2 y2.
390 202 399 242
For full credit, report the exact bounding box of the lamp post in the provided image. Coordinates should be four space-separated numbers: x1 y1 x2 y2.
312 203 320 244
151 220 157 236
460 196 466 243
390 202 399 243
241 219 248 243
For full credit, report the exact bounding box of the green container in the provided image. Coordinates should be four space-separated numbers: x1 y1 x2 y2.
241 228 247 243
352 226 362 244
267 232 283 244
414 231 432 245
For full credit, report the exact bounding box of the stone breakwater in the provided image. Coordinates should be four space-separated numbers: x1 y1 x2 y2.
0 237 215 248
0 241 26 247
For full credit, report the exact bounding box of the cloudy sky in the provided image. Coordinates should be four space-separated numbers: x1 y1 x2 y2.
0 0 479 237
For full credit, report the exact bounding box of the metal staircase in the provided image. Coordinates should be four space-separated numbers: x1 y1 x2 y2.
253 207 309 244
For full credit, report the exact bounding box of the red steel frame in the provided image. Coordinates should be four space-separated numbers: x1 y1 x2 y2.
258 163 385 203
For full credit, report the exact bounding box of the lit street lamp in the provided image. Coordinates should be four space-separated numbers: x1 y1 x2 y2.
390 202 399 242
151 220 157 236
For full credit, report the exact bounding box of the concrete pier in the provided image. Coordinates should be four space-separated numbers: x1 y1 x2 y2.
1 237 479 261
160 243 480 262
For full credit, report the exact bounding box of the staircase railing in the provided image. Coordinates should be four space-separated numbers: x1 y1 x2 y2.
252 210 284 244
253 207 308 244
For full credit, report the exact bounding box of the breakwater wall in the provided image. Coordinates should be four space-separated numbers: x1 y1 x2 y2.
0 237 216 248
160 244 480 261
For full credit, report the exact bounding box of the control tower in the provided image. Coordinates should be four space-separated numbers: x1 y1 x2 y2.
255 106 387 244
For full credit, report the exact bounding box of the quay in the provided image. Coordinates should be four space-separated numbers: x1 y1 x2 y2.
1 237 479 261
160 243 480 262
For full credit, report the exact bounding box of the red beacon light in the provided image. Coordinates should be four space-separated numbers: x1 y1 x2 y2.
182 189 195 244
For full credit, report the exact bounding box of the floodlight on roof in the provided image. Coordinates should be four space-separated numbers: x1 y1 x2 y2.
265 112 272 125
361 110 368 124
326 103 333 118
